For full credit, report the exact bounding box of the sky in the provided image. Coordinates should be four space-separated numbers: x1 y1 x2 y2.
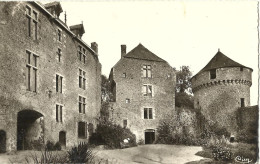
59 1 258 105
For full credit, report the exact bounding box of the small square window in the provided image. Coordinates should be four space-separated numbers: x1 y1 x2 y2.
122 73 126 78
126 98 130 103
240 67 243 71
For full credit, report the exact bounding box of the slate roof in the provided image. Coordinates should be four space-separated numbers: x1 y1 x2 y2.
124 44 166 62
194 51 253 76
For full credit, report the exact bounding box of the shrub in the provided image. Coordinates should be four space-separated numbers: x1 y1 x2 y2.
89 121 136 149
212 146 232 162
67 143 94 163
46 141 55 151
54 142 61 151
46 141 61 151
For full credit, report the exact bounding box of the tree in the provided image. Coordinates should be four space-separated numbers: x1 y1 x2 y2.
100 75 112 121
175 66 192 93
101 75 112 103
175 66 194 108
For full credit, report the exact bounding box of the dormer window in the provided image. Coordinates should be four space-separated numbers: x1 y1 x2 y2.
210 69 216 79
44 2 63 18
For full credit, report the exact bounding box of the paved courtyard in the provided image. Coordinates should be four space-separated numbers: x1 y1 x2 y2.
94 144 205 164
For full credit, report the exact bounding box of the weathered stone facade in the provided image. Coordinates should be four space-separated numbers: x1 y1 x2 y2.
0 2 101 152
109 44 175 143
191 51 253 136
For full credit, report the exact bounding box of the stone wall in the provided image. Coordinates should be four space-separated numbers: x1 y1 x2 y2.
109 57 175 142
0 2 101 151
192 67 252 135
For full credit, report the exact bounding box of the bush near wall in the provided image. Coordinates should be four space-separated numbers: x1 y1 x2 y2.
89 121 136 149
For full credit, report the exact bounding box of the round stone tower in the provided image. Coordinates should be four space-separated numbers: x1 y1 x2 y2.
191 50 253 134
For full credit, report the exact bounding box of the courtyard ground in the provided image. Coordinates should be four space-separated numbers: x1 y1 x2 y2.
0 144 206 164
94 144 206 164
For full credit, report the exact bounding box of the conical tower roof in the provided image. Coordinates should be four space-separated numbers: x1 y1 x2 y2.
194 50 252 77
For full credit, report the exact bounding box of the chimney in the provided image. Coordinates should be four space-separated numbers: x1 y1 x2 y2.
91 42 98 54
121 45 126 58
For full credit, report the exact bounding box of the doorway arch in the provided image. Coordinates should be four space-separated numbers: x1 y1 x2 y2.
0 130 6 153
17 110 44 150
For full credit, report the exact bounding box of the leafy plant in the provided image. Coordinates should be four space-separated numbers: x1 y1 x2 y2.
67 143 94 163
25 149 67 164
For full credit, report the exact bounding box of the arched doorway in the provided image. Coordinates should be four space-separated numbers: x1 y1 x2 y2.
0 130 6 153
17 110 44 150
59 131 66 149
145 129 155 144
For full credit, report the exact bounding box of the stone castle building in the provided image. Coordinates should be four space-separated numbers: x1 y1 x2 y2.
191 50 254 135
0 2 101 152
108 44 175 144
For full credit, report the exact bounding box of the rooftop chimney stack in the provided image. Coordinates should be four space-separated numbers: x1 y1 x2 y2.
121 45 126 58
91 42 98 54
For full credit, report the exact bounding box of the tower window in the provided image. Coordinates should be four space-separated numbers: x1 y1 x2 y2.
241 98 245 107
123 120 127 128
210 69 216 79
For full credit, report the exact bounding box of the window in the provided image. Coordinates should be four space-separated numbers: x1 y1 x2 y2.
79 96 86 114
79 69 86 89
126 98 130 103
32 11 38 40
240 67 243 71
78 46 86 63
26 6 37 40
26 6 31 37
210 69 216 79
57 48 61 62
56 74 63 93
143 65 151 78
144 108 153 119
142 85 152 96
123 120 127 128
58 29 61 42
78 122 86 138
122 73 126 78
241 98 245 107
56 104 63 122
26 50 38 92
